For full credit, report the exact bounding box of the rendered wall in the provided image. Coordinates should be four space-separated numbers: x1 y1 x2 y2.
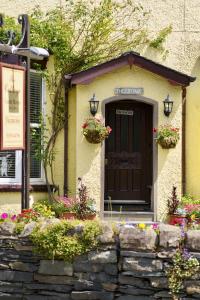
75 65 182 220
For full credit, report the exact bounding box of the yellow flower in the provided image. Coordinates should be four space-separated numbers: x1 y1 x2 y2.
138 223 146 230
191 214 196 221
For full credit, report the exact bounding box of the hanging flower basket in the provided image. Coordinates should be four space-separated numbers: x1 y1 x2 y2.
153 125 180 149
82 117 112 144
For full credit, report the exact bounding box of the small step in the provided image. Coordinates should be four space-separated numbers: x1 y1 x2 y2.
104 200 146 204
103 211 155 222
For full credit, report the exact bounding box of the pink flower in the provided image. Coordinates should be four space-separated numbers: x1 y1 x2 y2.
1 213 8 219
107 126 112 133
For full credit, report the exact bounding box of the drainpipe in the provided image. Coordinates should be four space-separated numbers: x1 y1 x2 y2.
63 80 69 196
182 86 186 195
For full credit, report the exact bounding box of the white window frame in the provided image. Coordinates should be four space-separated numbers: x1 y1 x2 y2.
0 70 46 185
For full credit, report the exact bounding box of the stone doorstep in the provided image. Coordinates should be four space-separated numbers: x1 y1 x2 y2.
103 211 154 222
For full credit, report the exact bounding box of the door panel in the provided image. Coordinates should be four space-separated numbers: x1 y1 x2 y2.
104 100 153 211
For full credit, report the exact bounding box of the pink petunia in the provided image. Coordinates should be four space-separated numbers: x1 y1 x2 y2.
1 213 8 219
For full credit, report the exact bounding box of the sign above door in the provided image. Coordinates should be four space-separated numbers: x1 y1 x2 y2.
114 87 144 95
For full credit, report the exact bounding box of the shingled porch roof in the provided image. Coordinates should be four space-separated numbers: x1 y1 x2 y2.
65 51 195 87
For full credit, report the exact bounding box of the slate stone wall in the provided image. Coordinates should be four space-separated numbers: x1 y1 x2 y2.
0 223 200 300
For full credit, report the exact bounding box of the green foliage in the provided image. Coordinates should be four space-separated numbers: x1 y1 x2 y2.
14 222 25 235
30 220 102 261
166 249 199 296
181 194 200 205
0 15 21 44
32 201 55 218
150 25 172 51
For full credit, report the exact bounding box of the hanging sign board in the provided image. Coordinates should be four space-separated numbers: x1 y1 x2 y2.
114 87 144 95
0 63 25 150
116 109 134 116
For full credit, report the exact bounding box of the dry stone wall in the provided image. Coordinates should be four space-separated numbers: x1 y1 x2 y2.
0 223 200 300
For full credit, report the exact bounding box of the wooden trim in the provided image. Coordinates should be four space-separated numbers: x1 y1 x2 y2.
66 52 196 87
0 184 55 192
0 63 26 150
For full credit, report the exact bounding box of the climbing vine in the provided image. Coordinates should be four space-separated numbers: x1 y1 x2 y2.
1 1 172 199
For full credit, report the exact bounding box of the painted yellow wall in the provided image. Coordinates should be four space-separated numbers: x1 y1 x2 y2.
74 65 182 221
186 60 200 198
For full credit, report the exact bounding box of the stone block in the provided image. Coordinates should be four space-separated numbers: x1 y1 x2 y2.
0 293 22 299
34 273 74 285
120 251 156 258
24 283 72 293
24 295 71 300
88 250 117 263
119 286 154 295
89 272 118 283
71 291 114 300
118 275 150 288
39 260 73 276
150 277 168 288
185 281 200 294
159 224 181 248
116 296 153 300
104 264 118 275
119 227 158 250
0 270 33 282
0 223 16 236
186 230 200 251
98 222 115 244
9 262 38 272
102 282 118 291
74 279 101 291
19 222 37 238
123 257 163 273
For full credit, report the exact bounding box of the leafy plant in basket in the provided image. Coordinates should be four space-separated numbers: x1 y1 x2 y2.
82 117 112 144
153 125 179 149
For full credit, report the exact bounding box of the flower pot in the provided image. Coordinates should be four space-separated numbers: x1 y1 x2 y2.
84 130 104 144
168 214 187 226
78 213 96 220
61 212 77 220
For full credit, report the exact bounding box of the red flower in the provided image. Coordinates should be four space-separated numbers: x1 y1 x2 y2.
82 123 87 129
153 128 157 133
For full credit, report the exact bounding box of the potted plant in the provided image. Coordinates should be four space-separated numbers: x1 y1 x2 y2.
52 197 78 220
153 125 180 149
82 117 112 144
184 204 200 225
75 178 97 220
167 186 187 226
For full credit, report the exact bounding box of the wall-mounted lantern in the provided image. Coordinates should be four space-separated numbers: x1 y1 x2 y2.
163 94 173 117
89 93 99 116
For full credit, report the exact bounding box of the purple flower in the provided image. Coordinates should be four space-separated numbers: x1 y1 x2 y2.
183 248 191 259
152 223 159 230
1 213 8 219
11 215 17 221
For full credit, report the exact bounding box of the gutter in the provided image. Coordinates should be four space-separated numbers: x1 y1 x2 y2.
182 87 186 195
63 79 70 196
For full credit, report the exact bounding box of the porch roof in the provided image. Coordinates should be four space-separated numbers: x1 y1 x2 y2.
65 51 195 87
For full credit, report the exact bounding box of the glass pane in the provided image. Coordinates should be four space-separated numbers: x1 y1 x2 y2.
30 72 42 123
30 128 41 178
0 151 15 178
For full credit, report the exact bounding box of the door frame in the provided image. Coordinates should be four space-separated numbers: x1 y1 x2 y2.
100 95 158 221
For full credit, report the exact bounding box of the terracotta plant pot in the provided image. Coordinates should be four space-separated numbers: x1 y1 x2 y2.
78 213 96 220
61 212 77 220
168 214 187 226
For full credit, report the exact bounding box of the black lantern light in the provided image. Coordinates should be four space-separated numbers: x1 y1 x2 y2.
163 94 173 117
89 93 99 116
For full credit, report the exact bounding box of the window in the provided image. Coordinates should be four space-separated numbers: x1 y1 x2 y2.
0 71 45 184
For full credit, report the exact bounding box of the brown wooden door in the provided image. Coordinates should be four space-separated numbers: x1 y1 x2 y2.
104 100 153 211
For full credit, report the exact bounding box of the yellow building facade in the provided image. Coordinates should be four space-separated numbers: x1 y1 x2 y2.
0 0 200 221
